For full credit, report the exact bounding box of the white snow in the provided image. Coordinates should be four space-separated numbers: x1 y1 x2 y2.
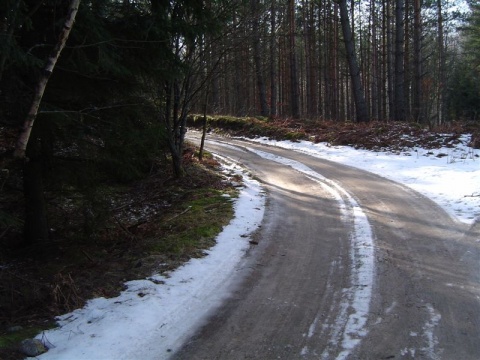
36 158 265 360
252 134 479 225
34 133 478 359
421 304 442 360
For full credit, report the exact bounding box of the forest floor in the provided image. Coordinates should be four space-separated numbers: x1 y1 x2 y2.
189 116 480 151
0 141 240 359
0 118 478 359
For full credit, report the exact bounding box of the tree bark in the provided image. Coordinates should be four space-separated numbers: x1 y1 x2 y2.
386 0 395 120
304 0 318 117
199 92 208 161
412 0 423 123
337 0 369 122
164 78 189 178
394 0 406 121
269 0 277 117
370 0 379 120
14 0 81 159
23 136 49 245
288 0 300 118
404 0 411 120
251 0 268 116
436 0 445 125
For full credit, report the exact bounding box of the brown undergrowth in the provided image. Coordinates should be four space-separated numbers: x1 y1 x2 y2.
188 115 480 151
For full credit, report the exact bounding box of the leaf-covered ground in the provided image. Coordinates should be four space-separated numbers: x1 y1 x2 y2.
188 115 480 151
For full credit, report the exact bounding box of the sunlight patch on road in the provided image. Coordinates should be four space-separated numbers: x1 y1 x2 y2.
246 148 348 219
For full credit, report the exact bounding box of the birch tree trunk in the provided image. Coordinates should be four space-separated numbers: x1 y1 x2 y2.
14 0 81 159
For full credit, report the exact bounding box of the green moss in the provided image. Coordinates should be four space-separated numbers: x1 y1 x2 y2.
150 189 236 257
284 131 303 141
0 326 52 349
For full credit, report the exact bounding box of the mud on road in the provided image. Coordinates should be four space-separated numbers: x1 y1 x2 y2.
175 135 480 360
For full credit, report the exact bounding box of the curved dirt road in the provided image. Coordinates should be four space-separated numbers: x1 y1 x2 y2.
175 135 480 360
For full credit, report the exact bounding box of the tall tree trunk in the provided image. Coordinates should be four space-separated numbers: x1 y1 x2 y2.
404 0 411 120
371 0 379 120
326 1 340 121
199 91 209 161
305 0 318 117
412 0 423 123
270 0 277 117
23 137 48 244
322 1 331 120
337 0 369 122
14 0 81 158
163 80 185 178
279 19 287 117
394 0 406 121
436 0 445 125
233 13 243 116
387 1 395 120
318 2 325 119
288 0 300 118
381 0 387 120
251 0 268 116
207 34 220 114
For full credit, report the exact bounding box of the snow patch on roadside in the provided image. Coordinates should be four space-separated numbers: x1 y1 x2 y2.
36 158 265 360
251 136 479 225
246 147 374 360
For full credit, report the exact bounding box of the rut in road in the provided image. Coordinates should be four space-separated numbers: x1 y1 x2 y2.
174 135 480 360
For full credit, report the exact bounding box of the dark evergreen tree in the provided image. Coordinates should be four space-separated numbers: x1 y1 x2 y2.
1 0 226 244
447 2 480 121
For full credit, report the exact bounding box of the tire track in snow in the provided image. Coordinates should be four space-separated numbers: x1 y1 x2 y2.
245 147 375 360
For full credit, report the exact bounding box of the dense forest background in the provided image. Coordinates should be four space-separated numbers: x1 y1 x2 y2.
1 0 479 245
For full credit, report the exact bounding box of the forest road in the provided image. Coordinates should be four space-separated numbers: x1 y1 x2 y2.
174 133 480 360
